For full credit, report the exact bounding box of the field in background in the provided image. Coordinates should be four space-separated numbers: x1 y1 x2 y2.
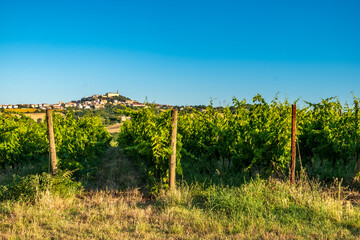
21 112 66 122
4 109 65 122
4 108 39 113
106 123 121 133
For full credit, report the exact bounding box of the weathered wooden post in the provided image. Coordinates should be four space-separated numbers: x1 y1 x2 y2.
290 104 296 184
169 108 178 190
46 109 57 176
354 102 359 175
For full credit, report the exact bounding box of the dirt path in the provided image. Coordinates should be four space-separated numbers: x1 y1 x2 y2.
106 123 121 133
89 122 142 191
92 147 142 191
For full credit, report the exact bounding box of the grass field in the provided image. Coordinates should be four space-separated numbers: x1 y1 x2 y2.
106 123 121 133
1 179 360 239
6 111 66 122
1 147 360 239
4 108 39 113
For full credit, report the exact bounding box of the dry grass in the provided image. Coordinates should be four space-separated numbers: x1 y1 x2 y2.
106 123 122 133
3 111 66 122
4 108 38 113
2 145 360 239
0 189 226 239
0 187 355 239
0 189 292 240
24 112 65 122
24 112 47 122
1 177 360 239
0 190 159 239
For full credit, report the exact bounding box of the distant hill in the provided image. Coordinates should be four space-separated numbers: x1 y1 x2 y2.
81 92 131 102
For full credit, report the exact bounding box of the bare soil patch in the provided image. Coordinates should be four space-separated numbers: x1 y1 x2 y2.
106 123 122 133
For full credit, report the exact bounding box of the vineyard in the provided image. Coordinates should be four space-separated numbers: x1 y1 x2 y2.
2 95 360 189
0 111 111 200
1 95 360 238
119 94 360 189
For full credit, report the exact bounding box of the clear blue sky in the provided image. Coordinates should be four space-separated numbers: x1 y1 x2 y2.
0 0 359 106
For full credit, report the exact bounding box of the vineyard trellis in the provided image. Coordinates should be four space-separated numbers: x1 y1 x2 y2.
118 94 360 189
0 111 111 177
1 94 360 191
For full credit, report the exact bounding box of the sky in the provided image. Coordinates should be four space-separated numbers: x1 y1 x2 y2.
0 0 359 106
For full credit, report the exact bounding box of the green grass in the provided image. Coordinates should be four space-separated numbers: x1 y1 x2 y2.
1 146 360 239
1 177 360 239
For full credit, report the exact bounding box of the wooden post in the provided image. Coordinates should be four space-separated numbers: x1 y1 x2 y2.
290 104 296 184
355 102 359 175
46 109 57 176
169 108 178 190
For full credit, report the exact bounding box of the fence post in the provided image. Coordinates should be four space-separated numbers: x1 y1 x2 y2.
355 102 359 175
46 109 57 176
290 104 296 184
169 108 178 190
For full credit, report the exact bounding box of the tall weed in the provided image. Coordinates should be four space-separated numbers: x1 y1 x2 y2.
0 171 82 202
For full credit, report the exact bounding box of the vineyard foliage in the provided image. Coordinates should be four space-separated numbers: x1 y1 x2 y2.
1 94 359 189
299 98 359 180
0 112 111 176
118 107 182 188
118 94 360 187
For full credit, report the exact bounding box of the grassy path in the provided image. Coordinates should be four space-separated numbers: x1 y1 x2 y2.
91 146 143 191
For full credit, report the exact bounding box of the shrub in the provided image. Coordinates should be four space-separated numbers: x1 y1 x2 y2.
0 171 82 202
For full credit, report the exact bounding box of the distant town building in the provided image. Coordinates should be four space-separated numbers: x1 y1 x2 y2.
65 102 77 108
106 90 119 98
132 103 145 107
121 116 131 122
94 104 105 109
0 90 168 113
52 104 62 109
125 100 133 105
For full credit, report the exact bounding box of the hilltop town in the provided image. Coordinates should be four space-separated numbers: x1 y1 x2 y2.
0 91 171 110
